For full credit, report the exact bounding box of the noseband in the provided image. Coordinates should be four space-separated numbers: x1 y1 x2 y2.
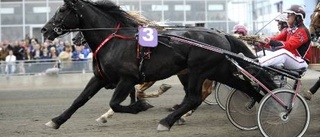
52 7 74 35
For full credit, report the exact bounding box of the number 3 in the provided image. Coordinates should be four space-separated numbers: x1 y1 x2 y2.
142 28 154 42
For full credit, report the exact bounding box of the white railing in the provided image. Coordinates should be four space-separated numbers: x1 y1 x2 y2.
0 59 93 77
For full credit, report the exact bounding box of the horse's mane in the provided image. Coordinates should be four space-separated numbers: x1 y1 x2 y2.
84 0 158 28
224 34 256 59
82 0 160 28
81 0 138 27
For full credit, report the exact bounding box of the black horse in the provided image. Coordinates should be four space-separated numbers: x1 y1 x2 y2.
41 0 276 131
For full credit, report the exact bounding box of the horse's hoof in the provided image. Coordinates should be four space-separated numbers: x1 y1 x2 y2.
160 84 172 92
45 121 59 129
157 124 170 132
96 117 108 123
176 118 186 125
140 100 154 110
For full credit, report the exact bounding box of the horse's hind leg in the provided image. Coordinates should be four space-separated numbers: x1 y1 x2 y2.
45 76 105 129
158 74 205 131
201 79 213 100
177 79 213 125
136 82 172 98
166 73 189 111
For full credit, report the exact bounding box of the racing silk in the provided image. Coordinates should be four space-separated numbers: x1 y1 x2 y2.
270 24 312 63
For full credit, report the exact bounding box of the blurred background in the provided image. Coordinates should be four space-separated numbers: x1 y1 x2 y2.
0 0 315 42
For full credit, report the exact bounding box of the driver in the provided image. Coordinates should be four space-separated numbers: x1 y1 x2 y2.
257 4 312 70
232 24 248 36
275 14 288 33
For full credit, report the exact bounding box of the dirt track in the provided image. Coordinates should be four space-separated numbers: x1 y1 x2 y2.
1 81 320 137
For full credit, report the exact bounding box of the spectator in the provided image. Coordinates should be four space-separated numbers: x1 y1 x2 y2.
59 45 73 61
5 49 16 78
15 40 26 74
28 38 38 52
41 48 51 59
49 47 59 59
72 44 89 61
0 41 12 61
24 48 33 61
53 38 64 54
42 42 50 51
31 44 43 60
0 41 13 74
59 45 73 70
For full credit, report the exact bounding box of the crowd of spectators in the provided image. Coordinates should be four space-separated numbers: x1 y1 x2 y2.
0 35 92 76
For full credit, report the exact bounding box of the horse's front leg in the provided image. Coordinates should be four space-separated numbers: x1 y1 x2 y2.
157 74 204 131
45 76 105 129
95 86 141 123
95 108 114 123
110 78 152 114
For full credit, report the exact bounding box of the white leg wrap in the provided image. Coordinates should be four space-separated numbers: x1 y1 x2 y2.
96 108 114 123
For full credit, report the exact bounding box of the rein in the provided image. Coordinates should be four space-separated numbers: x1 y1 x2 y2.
54 27 138 34
160 34 259 65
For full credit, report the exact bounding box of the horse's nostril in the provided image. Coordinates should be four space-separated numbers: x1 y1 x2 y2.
41 27 48 33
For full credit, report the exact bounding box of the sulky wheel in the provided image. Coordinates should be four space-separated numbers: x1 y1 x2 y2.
257 89 310 137
214 82 234 110
226 89 258 130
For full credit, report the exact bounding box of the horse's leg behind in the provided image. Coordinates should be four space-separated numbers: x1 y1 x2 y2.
96 86 137 123
177 79 213 124
96 82 172 124
167 73 189 112
201 79 213 100
110 77 153 114
45 76 106 129
136 82 172 98
158 73 205 131
168 73 212 111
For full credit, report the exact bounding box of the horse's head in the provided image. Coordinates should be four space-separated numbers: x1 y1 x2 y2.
41 0 84 40
42 0 140 41
310 3 320 42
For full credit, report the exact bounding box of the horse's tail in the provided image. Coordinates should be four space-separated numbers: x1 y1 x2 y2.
224 34 256 59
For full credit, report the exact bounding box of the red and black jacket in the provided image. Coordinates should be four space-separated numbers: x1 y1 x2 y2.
269 24 312 64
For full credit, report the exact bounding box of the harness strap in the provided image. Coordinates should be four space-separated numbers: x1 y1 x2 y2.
93 23 136 80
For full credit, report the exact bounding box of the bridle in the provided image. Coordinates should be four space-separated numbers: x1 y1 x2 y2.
52 6 75 35
51 4 138 34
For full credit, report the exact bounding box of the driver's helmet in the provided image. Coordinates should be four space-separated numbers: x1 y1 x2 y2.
275 14 288 30
275 14 287 22
283 5 305 20
232 24 248 36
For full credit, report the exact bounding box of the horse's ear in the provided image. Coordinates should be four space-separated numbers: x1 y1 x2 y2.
64 0 78 6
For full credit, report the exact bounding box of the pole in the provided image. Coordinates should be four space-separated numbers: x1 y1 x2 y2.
254 13 282 35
